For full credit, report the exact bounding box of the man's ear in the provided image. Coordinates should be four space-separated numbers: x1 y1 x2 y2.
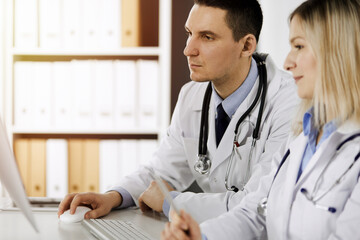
239 34 257 57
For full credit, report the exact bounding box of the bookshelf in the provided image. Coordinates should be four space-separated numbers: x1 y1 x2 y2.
3 0 171 197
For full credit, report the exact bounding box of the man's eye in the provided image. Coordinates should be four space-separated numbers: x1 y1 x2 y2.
202 35 213 40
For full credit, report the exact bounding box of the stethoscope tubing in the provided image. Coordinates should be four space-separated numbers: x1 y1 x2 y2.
258 132 360 216
195 53 268 193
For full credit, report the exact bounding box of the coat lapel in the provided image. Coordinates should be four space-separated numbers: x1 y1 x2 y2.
209 78 261 172
294 131 349 190
276 134 307 236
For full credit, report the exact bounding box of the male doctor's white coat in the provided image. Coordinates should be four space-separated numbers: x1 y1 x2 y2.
117 56 299 222
201 121 360 240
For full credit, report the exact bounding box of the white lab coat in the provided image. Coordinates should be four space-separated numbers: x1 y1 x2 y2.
200 120 360 240
117 56 299 222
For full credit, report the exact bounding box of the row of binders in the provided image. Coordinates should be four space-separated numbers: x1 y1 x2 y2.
14 59 159 131
14 138 158 198
15 0 149 49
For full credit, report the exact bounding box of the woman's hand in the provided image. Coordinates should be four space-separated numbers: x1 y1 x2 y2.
161 209 202 240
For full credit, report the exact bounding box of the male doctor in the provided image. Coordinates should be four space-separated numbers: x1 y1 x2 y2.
58 0 298 223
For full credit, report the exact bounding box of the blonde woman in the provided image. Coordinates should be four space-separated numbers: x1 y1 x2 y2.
162 0 360 239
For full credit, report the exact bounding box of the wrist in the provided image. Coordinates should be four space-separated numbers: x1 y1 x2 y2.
107 191 123 208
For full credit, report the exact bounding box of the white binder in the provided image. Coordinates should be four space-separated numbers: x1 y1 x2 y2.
114 60 137 130
118 140 138 178
14 0 38 48
62 0 82 49
99 140 120 193
72 60 94 129
94 61 115 130
99 0 122 49
33 62 52 129
137 60 160 130
53 62 73 129
82 0 100 48
39 0 61 48
138 139 158 165
14 62 35 128
46 139 68 198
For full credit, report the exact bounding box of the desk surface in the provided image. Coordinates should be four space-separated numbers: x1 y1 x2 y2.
0 207 168 240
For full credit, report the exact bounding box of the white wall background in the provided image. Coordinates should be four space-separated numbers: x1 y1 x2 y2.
0 0 4 197
258 0 306 69
0 0 4 119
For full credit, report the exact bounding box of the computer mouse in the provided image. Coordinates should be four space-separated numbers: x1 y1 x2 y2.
59 206 92 223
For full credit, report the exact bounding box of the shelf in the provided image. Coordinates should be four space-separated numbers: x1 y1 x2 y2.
12 47 161 56
12 127 159 135
2 0 171 198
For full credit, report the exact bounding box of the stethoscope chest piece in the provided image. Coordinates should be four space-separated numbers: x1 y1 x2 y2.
194 154 211 175
257 197 268 217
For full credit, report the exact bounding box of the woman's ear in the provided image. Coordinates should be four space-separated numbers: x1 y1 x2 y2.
240 34 257 57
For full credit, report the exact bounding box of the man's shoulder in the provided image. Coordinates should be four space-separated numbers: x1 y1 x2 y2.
264 56 299 108
265 55 294 86
181 81 208 92
179 81 209 99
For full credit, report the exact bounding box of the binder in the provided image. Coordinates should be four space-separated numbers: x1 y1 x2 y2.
39 0 61 48
14 0 38 48
114 60 137 129
14 139 31 195
83 139 99 192
68 139 84 193
82 0 100 48
137 60 159 129
72 60 94 129
138 139 158 165
94 61 115 130
121 0 140 46
33 62 52 129
62 0 82 49
29 139 46 197
99 0 122 49
14 62 35 128
99 140 119 193
118 140 138 178
53 62 73 129
46 139 68 198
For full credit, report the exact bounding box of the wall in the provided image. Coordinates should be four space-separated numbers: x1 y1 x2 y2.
170 0 193 114
258 0 306 69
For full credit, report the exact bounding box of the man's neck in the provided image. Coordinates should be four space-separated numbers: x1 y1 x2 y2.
213 57 252 99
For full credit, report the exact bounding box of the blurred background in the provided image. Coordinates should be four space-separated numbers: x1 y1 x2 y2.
0 0 305 197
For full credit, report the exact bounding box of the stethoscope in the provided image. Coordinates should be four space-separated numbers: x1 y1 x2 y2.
257 133 360 217
194 53 268 193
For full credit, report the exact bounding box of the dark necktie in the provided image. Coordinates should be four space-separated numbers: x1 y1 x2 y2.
215 103 231 146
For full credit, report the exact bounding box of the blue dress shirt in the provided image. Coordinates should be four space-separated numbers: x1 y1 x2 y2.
297 108 337 180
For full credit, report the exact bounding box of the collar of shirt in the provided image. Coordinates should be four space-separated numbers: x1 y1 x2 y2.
297 107 338 180
212 57 258 118
303 107 338 153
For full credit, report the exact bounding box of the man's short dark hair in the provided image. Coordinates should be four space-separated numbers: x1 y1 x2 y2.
194 0 263 42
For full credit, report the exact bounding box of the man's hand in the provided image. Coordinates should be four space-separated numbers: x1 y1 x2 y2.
57 191 122 219
161 210 202 240
138 180 174 212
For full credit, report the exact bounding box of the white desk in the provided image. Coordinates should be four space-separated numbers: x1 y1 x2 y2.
0 207 168 240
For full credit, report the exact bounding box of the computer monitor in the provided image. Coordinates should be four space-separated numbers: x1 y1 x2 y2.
0 118 38 232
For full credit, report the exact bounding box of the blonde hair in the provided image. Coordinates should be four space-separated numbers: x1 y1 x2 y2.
290 0 360 135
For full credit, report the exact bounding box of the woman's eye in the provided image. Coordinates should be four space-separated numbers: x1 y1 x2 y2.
295 45 304 50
